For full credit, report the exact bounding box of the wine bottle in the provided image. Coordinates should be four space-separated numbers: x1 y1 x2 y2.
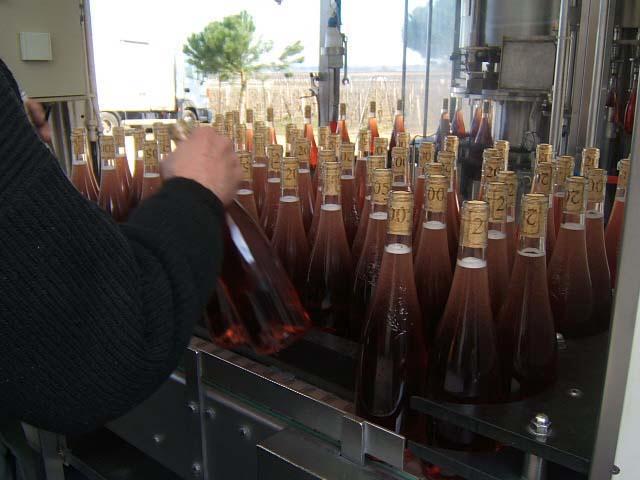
498 193 556 399
497 170 518 274
303 105 319 172
340 142 360 245
486 181 510 317
391 146 410 191
98 136 128 221
294 137 315 232
414 174 452 340
413 142 437 234
494 139 509 170
451 97 467 139
266 107 278 145
112 126 132 202
129 128 145 208
586 168 613 331
252 131 268 216
356 190 427 441
354 128 370 214
474 100 493 151
368 101 380 153
388 99 406 160
605 158 629 287
309 149 336 244
580 147 600 178
272 156 310 291
548 176 594 338
439 151 460 268
352 154 386 264
336 102 350 143
140 139 163 201
260 144 284 238
236 151 259 222
436 98 451 151
553 155 576 236
443 134 461 219
624 65 637 135
285 123 297 157
531 161 556 262
245 108 254 153
303 161 353 336
477 148 501 201
350 167 392 341
70 128 99 201
470 101 482 139
318 125 330 151
414 162 446 250
427 200 502 450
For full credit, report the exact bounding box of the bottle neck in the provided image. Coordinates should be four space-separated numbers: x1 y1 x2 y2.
615 184 627 201
424 208 446 227
385 233 412 250
371 201 388 215
517 233 546 256
561 209 585 228
305 115 312 125
505 205 516 224
586 199 605 217
117 145 126 157
323 191 341 206
488 218 507 235
281 183 298 198
457 245 487 263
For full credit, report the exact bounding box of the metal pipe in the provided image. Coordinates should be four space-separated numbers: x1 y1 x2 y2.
584 0 610 146
422 0 434 137
401 0 409 111
549 0 570 154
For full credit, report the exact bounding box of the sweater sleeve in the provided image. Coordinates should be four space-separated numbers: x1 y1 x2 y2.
0 60 224 434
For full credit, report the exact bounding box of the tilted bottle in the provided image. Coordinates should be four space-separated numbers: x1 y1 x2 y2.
553 155 575 236
130 127 146 208
309 149 336 244
414 174 452 341
245 108 254 153
531 161 556 262
236 151 259 222
140 139 163 201
350 168 392 341
585 168 612 331
98 136 128 221
340 142 360 245
605 158 629 287
70 128 99 201
485 182 510 317
388 99 406 161
439 151 460 268
112 126 132 203
303 162 353 336
497 170 518 274
451 96 467 139
354 128 370 214
548 176 594 338
266 107 278 145
498 194 556 399
272 156 310 291
413 142 436 234
436 98 451 151
477 148 501 201
303 105 319 171
414 162 445 250
427 200 502 450
252 130 268 216
294 137 315 232
352 154 386 263
260 144 284 238
391 146 410 191
336 102 350 143
367 101 380 153
356 190 427 441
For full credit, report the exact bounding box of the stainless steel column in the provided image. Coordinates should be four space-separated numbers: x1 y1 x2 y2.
422 0 434 137
549 0 570 154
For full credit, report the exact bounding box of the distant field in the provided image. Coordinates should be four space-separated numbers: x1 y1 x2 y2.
206 69 452 140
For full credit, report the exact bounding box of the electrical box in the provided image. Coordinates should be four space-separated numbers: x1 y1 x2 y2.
19 32 53 61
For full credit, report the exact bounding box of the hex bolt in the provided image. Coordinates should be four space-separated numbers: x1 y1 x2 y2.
152 434 164 445
529 413 551 437
567 388 583 398
191 462 202 477
187 401 199 414
239 426 251 440
612 465 620 475
205 408 216 420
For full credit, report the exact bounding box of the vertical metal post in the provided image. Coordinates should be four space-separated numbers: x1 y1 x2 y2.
422 0 434 137
401 0 409 112
549 0 570 154
584 0 610 147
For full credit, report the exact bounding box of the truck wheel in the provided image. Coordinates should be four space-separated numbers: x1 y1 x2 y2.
182 109 198 124
100 111 120 135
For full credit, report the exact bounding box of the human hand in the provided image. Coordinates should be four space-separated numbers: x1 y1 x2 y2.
161 127 241 205
24 99 52 144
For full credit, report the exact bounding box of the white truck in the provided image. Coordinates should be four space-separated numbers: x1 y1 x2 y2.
90 0 210 133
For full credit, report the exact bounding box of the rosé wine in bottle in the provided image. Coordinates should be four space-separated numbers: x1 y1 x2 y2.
367 101 380 153
497 170 518 274
309 149 336 245
439 151 460 268
531 161 556 263
70 128 99 202
140 140 163 202
303 162 353 336
336 103 350 143
435 98 451 152
350 167 392 341
623 65 637 135
260 144 284 238
236 151 259 222
303 105 319 171
354 128 370 214
266 107 278 145
470 101 482 139
485 181 510 318
340 142 360 245
414 174 452 340
451 97 466 139
412 142 437 235
245 108 254 153
605 159 629 287
388 99 406 161
498 194 556 399
252 131 268 216
294 137 315 232
272 157 310 291
548 176 594 338
586 168 612 331
129 128 146 208
113 126 132 201
313 126 330 193
553 155 575 237
98 136 128 222
352 155 386 264
414 162 445 249
427 200 502 450
356 190 427 442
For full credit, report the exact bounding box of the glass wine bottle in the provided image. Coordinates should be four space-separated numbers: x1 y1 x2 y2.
266 107 278 145
451 97 467 139
303 105 319 172
443 134 461 219
309 149 336 244
112 126 132 201
413 142 436 235
340 142 360 245
414 162 445 250
272 156 310 291
548 176 594 338
439 151 460 268
497 170 518 274
356 190 427 442
313 126 330 194
336 102 350 143
368 101 380 153
355 128 370 214
294 137 315 232
140 139 163 201
580 147 600 178
586 168 613 332
553 155 576 237
373 137 389 169
236 151 259 222
391 146 410 191
245 108 254 153
427 200 502 450
477 148 501 201
260 144 284 238
388 99 406 159
350 167 392 341
624 65 637 135
605 67 620 126
485 181 510 317
497 193 557 400
303 162 353 336
98 136 128 221
531 161 557 262
70 128 99 201
129 127 145 208
252 130 268 217
352 154 386 264
414 174 452 340
605 158 629 288
470 101 482 139
436 98 451 151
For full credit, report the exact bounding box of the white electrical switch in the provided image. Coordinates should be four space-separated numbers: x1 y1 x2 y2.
19 32 53 61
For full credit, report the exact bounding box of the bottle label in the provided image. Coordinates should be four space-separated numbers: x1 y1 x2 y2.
100 138 115 159
319 127 329 149
72 133 84 155
388 194 413 235
133 130 145 152
267 107 274 122
236 124 247 146
373 138 388 155
358 130 369 154
285 124 296 146
112 127 125 148
522 201 545 238
488 187 507 222
327 134 339 154
536 163 553 195
618 160 629 187
294 139 310 163
239 153 252 181
267 145 283 173
444 136 458 156
419 142 435 168
565 178 586 213
340 144 355 170
396 132 409 149
391 147 407 177
426 181 446 213
143 141 157 167
368 155 386 188
424 163 444 177
587 170 606 202
324 166 340 196
372 170 392 205
462 205 488 248
246 109 254 123
484 158 501 181
282 160 298 188
156 130 171 154
556 156 574 186
254 132 266 158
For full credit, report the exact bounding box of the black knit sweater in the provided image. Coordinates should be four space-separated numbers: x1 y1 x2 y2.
0 59 223 434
